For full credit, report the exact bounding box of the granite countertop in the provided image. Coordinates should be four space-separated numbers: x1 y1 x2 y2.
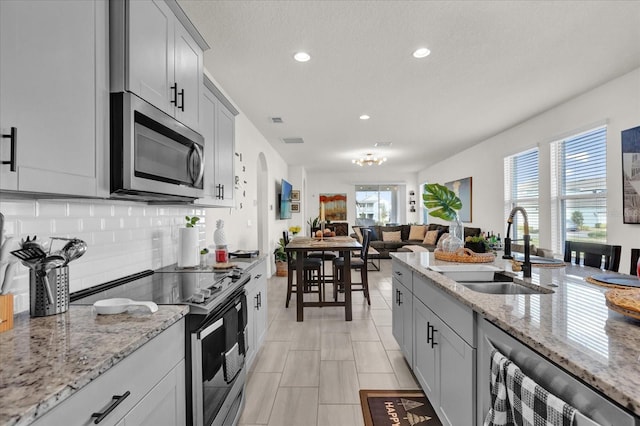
0 305 189 426
392 251 640 416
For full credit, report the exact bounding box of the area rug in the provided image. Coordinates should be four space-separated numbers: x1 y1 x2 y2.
359 389 442 426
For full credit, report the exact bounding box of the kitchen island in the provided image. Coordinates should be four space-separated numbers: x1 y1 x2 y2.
391 251 640 423
0 305 188 426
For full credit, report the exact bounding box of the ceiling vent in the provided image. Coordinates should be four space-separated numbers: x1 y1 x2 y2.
282 137 304 144
270 117 284 124
374 141 393 147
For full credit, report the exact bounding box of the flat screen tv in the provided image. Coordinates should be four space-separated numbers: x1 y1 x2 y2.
279 178 292 219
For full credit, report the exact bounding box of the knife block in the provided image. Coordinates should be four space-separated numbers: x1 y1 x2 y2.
0 294 13 332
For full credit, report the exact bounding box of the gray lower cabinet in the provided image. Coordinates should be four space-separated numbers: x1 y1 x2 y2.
413 297 475 426
32 319 186 426
245 258 268 370
392 277 413 365
392 258 476 426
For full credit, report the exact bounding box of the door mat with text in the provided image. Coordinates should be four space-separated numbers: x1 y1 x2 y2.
359 389 442 426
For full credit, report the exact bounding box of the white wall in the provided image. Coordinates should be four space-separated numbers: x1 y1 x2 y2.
305 170 420 234
418 67 640 273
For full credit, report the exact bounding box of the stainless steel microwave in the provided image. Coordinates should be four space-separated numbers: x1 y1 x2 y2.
110 92 205 202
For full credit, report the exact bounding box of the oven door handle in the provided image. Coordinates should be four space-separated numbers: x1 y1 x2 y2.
199 318 223 340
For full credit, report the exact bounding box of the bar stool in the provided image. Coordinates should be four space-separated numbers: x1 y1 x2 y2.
564 241 621 272
332 228 371 305
631 248 639 276
283 232 322 308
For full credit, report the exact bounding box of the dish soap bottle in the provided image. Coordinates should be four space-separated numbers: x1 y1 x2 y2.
214 219 228 263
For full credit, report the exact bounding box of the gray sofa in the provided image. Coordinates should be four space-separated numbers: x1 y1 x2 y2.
352 224 482 258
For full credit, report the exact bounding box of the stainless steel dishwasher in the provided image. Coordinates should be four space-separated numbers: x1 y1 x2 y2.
477 318 638 426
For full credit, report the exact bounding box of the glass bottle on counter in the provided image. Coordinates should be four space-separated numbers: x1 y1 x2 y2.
214 219 228 264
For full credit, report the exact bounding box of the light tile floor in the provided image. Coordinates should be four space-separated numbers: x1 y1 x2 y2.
238 259 420 426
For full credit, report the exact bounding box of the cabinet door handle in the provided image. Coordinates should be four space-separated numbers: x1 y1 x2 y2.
216 184 223 199
1 127 17 172
428 324 438 348
221 184 225 199
394 271 402 276
254 294 259 310
395 289 399 305
170 83 178 106
258 291 262 309
254 274 262 279
91 391 130 424
398 290 403 305
178 88 185 111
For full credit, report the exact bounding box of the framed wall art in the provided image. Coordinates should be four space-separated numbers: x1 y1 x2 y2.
444 177 472 222
291 202 300 213
622 125 640 224
319 193 347 221
291 190 300 201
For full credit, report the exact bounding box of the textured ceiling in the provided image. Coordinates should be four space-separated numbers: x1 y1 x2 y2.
179 0 640 176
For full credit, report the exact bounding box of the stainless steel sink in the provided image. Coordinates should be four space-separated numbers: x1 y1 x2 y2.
460 281 552 295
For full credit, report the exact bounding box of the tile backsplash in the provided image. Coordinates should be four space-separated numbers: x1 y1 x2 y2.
0 199 206 313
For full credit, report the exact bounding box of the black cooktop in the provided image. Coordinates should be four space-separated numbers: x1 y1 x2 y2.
70 265 249 315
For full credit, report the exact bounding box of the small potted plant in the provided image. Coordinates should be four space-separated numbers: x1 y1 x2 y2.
464 235 489 253
273 237 288 277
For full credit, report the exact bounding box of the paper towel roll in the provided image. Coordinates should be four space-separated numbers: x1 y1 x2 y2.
178 228 199 268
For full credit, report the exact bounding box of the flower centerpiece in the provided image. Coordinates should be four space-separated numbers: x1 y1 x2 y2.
289 225 301 236
423 183 464 252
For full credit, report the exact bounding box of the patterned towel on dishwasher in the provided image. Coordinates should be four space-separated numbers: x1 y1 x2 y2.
485 348 577 426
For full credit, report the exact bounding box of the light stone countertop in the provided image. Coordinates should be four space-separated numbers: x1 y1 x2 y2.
392 251 640 417
0 305 189 426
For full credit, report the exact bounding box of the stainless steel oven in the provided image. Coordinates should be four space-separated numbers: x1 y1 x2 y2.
189 288 247 426
110 91 205 202
70 267 252 426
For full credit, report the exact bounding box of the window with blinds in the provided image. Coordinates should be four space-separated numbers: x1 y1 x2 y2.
504 148 540 245
550 126 607 253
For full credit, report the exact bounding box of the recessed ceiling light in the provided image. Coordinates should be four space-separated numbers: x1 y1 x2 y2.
294 52 310 62
413 47 431 59
359 115 370 120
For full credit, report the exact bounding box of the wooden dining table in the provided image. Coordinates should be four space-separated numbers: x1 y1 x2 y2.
285 236 362 321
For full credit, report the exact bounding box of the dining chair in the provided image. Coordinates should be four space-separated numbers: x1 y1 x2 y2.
563 241 621 272
332 228 371 305
631 248 640 276
283 232 323 308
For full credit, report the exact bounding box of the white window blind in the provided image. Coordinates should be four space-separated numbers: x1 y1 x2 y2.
504 148 539 245
550 126 607 253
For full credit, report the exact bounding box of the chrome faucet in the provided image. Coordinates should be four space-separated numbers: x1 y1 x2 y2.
502 206 532 278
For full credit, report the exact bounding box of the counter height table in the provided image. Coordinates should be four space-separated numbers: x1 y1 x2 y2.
285 236 362 321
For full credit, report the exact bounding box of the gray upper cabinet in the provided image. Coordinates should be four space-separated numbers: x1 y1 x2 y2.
112 0 208 132
0 0 109 197
196 76 238 207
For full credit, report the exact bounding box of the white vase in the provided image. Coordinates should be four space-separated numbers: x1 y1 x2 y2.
178 227 199 268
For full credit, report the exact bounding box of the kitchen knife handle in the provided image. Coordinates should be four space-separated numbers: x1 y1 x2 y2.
91 391 130 424
1 127 17 172
170 83 178 106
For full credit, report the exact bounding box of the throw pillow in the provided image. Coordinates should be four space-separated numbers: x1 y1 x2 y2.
353 227 363 243
382 231 402 242
423 230 439 245
408 225 426 241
